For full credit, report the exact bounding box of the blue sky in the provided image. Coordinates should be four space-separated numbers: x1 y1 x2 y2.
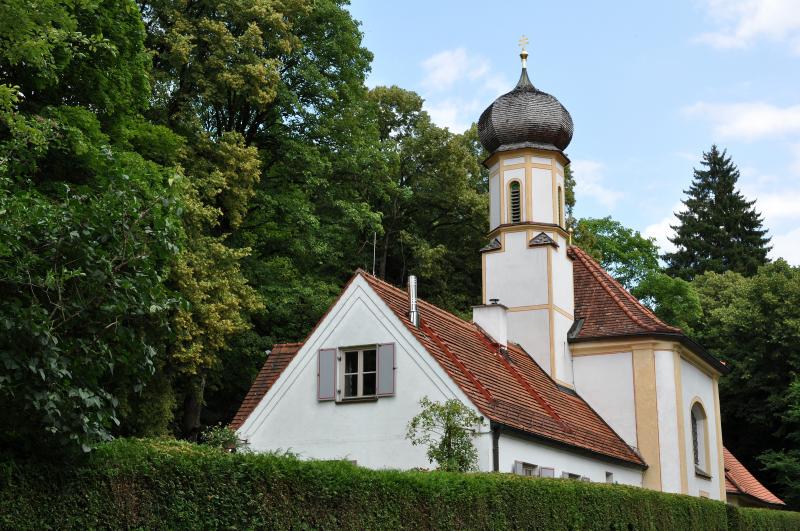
347 0 800 264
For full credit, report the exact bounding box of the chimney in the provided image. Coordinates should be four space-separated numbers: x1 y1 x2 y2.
473 300 508 346
408 275 419 327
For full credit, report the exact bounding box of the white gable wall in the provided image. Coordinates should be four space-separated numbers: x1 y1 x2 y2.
238 276 493 470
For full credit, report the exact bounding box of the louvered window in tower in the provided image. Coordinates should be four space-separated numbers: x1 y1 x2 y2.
509 181 521 222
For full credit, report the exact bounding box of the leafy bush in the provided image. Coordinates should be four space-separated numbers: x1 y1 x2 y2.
4 438 796 530
406 396 484 472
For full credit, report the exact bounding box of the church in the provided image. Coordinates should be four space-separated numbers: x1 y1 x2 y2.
232 44 783 508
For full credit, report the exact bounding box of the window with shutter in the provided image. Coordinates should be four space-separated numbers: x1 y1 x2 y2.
317 348 336 401
538 467 555 478
377 343 395 396
509 181 521 223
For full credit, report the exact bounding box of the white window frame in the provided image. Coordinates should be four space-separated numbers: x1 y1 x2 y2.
338 346 378 400
691 400 711 477
538 467 555 478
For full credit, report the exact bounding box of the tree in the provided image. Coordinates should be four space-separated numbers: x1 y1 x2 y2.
0 0 183 451
564 165 576 229
691 261 800 508
367 87 487 314
665 146 771 280
632 272 701 335
760 377 800 508
572 216 660 290
406 397 484 472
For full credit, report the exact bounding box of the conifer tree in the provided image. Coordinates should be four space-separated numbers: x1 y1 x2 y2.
665 145 770 280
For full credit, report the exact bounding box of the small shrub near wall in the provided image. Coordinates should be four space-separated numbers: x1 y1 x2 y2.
0 438 798 530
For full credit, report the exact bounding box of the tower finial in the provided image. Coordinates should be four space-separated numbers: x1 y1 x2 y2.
518 35 529 69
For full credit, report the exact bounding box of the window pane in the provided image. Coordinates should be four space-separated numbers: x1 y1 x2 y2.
363 373 376 396
363 349 376 372
344 374 358 397
345 351 358 374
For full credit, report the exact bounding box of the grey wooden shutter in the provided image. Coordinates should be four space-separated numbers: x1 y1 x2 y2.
376 343 395 396
317 348 336 401
512 460 524 475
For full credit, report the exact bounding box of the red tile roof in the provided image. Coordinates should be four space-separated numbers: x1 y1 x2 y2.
360 271 645 468
569 246 729 374
724 447 785 506
230 342 303 430
569 245 680 339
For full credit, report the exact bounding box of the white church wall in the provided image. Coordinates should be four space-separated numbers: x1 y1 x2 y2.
552 311 575 386
655 350 683 494
484 231 548 308
572 352 637 447
238 276 488 471
681 357 723 500
498 432 643 486
506 309 550 373
551 241 574 315
532 167 553 223
489 171 500 230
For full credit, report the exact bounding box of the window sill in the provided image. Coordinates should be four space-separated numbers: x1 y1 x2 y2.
336 396 379 404
695 466 712 480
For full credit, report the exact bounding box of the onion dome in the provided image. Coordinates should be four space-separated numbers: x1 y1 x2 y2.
478 48 573 154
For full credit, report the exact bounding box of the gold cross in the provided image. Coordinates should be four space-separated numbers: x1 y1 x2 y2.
518 35 529 51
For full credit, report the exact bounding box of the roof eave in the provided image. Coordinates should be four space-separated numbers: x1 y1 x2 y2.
726 490 786 508
490 421 648 471
568 332 730 375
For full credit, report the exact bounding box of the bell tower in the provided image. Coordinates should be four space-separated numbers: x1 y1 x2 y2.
474 39 575 387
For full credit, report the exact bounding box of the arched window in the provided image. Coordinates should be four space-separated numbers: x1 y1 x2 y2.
557 186 564 226
691 401 709 474
509 181 521 223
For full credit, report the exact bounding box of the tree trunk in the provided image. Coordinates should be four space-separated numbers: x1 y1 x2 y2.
181 375 206 441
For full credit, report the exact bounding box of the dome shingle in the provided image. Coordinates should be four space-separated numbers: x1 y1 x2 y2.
478 67 573 155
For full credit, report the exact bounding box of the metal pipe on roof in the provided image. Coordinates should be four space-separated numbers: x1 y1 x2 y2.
408 275 419 327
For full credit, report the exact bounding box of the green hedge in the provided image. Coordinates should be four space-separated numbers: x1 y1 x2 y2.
0 439 796 530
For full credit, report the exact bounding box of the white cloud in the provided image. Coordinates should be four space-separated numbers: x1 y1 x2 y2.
418 48 512 133
571 159 624 209
424 98 480 133
696 0 800 54
420 48 490 92
770 226 800 263
644 203 685 254
683 101 800 141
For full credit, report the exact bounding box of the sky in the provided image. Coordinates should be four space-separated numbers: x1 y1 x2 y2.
347 0 800 264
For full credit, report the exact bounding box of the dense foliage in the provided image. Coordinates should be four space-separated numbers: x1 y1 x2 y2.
690 261 800 507
665 145 771 280
6 438 791 530
0 0 183 451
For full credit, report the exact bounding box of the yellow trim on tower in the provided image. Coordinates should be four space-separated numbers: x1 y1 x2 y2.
632 346 662 490
525 163 533 221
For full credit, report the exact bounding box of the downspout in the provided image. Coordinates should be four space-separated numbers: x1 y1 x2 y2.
492 425 500 472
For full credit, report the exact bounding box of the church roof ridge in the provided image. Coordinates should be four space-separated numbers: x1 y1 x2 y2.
568 245 680 335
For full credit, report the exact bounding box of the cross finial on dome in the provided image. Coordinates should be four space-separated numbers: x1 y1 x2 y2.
518 35 529 68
